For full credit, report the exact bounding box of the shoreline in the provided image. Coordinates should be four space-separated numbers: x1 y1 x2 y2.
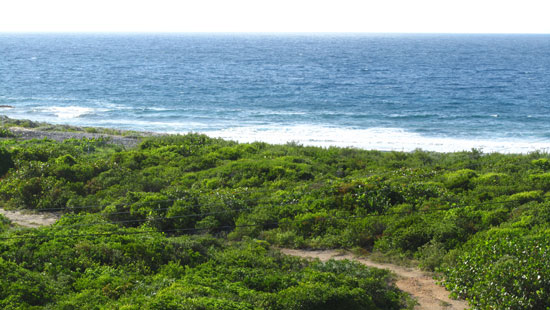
1 115 162 148
6 127 145 148
2 115 549 154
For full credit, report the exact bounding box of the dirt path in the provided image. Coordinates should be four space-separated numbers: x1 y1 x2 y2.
0 204 468 309
0 208 59 228
280 249 468 310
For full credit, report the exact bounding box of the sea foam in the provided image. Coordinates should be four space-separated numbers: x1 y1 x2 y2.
206 125 550 154
2 34 550 154
44 106 95 119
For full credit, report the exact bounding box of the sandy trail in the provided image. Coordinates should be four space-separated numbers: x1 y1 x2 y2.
1 207 470 310
280 249 468 310
0 208 60 228
0 207 468 310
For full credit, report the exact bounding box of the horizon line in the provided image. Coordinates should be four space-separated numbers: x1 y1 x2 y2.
1 31 550 35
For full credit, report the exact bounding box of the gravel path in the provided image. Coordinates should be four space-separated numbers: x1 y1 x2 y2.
280 249 469 310
7 127 144 148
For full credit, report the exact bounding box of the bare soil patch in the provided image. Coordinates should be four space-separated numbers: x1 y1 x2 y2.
0 208 59 228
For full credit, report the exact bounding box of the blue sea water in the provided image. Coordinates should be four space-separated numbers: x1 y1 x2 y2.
1 33 549 153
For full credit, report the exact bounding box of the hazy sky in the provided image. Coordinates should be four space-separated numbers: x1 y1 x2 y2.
1 0 549 33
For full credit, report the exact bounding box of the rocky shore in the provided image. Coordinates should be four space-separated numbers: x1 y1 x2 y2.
6 127 146 148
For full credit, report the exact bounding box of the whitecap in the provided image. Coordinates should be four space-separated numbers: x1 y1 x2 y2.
41 106 95 119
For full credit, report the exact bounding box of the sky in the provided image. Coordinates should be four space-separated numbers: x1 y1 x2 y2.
0 0 549 34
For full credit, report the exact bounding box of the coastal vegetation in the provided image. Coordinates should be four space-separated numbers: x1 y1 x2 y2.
1 120 550 309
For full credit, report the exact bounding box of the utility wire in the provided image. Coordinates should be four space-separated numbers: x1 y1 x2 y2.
55 197 528 230
0 198 532 241
21 168 439 214
0 223 273 240
32 189 268 213
4 191 533 233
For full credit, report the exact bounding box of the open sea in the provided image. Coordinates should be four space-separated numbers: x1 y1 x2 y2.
1 33 549 153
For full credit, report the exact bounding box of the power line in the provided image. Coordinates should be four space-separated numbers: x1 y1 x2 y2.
0 223 275 240
55 205 266 229
16 168 439 214
0 226 176 240
1 187 532 233
29 199 418 230
20 177 454 220
32 188 269 213
58 197 531 230
0 198 532 241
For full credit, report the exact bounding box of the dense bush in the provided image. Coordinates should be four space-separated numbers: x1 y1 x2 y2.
0 257 54 309
0 147 13 177
1 127 550 308
0 227 408 309
445 229 550 309
0 127 15 138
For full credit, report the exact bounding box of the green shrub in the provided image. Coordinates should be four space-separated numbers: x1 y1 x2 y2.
416 240 447 271
0 214 10 233
530 173 550 191
444 230 550 309
0 127 15 138
532 158 550 171
0 257 55 308
473 172 510 185
0 147 13 176
508 190 543 204
443 169 477 191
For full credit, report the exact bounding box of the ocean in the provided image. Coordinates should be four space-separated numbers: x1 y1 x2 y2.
1 33 549 153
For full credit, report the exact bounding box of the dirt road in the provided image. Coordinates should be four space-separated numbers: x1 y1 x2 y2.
280 249 468 310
